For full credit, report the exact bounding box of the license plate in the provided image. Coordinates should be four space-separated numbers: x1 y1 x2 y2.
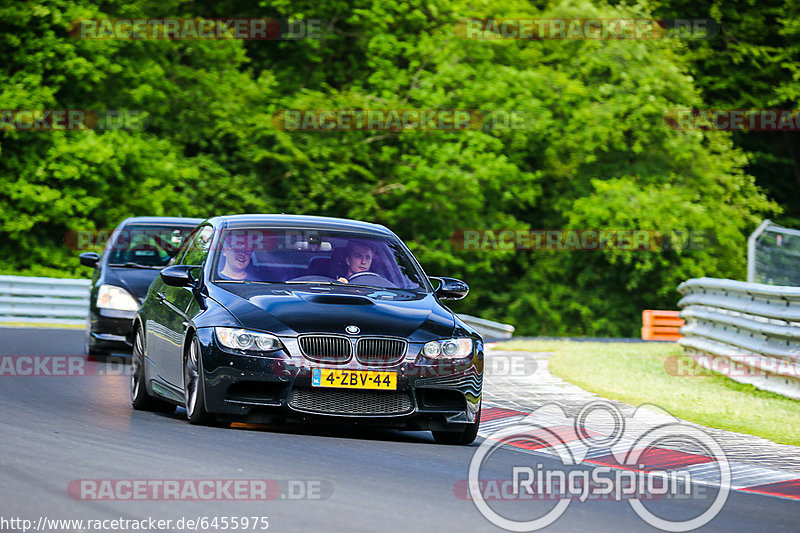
311 368 397 390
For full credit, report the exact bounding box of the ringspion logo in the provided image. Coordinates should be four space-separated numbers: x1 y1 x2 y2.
467 401 730 531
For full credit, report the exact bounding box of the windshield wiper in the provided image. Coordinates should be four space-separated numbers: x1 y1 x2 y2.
293 281 398 291
217 280 277 284
108 262 163 269
285 280 338 285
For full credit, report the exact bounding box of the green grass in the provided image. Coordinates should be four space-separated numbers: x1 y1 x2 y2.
494 340 800 446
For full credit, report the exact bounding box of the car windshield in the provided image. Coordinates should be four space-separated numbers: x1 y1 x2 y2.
213 228 428 292
106 224 197 267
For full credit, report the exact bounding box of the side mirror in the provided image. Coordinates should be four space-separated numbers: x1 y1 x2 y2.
79 252 100 268
430 277 469 300
160 265 197 287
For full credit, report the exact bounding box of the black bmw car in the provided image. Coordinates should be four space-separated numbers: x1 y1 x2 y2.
79 216 202 356
131 214 483 444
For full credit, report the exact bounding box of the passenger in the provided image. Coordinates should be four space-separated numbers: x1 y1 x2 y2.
337 241 374 283
219 233 255 281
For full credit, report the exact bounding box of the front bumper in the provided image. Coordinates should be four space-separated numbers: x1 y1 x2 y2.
196 328 483 430
88 309 136 354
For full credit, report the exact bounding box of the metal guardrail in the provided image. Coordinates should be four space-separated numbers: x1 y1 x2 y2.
0 275 516 340
677 277 800 400
0 275 90 325
459 314 515 342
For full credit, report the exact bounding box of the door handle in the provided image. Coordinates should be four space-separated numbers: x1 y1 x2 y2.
156 292 166 302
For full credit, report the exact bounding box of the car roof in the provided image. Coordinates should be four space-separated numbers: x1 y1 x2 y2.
118 216 204 226
208 214 394 237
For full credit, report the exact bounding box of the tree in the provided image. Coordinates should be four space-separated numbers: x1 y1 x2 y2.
0 0 777 335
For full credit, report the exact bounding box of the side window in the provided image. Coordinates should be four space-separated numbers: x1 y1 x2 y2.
170 226 200 266
181 225 215 266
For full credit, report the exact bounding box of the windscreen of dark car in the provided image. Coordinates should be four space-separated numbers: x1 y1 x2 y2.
105 224 197 268
212 228 429 291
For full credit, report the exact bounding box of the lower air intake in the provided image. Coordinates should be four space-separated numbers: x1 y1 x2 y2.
288 388 413 415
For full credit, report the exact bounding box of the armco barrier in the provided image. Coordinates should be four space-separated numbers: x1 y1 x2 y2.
677 277 800 400
0 275 515 340
641 310 684 341
458 314 515 341
0 275 90 325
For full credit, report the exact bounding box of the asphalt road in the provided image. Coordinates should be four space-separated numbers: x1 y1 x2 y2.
0 327 797 533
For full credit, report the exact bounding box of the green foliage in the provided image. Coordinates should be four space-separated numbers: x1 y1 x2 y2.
650 0 800 226
0 0 778 335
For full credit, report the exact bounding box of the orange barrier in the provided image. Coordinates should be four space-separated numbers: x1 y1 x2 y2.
641 310 684 341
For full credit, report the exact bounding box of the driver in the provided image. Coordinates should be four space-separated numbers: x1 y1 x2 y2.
337 241 373 283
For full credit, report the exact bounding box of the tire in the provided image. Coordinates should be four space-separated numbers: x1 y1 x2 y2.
432 403 481 445
131 326 175 413
184 335 215 426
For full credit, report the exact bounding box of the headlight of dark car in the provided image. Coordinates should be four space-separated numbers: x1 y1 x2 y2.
215 327 282 352
422 338 474 358
97 284 139 311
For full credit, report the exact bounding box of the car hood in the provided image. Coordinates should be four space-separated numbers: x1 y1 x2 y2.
104 266 162 303
209 284 457 341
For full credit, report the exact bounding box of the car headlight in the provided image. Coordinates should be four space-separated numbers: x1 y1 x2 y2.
215 327 282 352
97 285 139 311
422 338 474 358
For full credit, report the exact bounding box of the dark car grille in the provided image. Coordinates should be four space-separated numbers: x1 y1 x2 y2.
356 338 407 365
299 336 352 363
288 388 413 416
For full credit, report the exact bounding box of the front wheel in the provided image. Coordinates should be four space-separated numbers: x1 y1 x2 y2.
131 327 175 413
432 403 481 445
184 335 215 425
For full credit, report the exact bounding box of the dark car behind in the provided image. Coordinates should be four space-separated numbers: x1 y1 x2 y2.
79 216 202 356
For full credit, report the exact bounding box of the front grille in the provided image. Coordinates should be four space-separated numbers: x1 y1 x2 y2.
356 338 407 365
288 388 413 415
299 335 352 363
